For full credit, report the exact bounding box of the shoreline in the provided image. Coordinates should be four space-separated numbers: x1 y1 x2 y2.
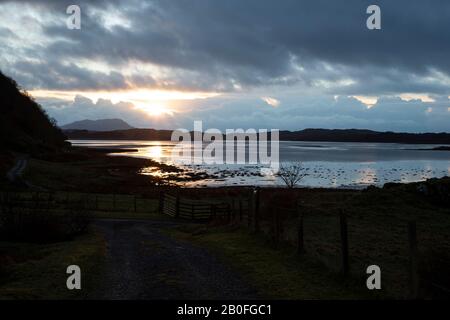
77 146 449 191
3 145 448 194
76 145 450 189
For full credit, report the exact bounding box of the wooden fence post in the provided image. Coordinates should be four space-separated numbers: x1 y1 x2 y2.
408 221 419 299
175 193 180 218
159 192 164 214
231 198 236 223
270 204 276 243
339 209 350 276
273 205 280 246
297 203 305 255
212 204 216 220
34 192 40 209
276 207 282 245
254 187 260 233
239 198 243 222
247 190 253 228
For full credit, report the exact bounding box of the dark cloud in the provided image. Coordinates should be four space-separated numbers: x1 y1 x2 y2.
2 0 450 94
9 60 133 90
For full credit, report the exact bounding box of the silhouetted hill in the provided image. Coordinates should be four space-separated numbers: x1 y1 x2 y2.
61 118 134 131
279 129 450 144
65 128 450 144
66 128 173 140
0 71 67 153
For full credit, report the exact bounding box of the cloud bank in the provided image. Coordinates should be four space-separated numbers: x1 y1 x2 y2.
0 0 449 132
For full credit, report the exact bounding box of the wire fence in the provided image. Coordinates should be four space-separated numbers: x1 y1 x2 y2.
1 188 449 298
208 187 450 299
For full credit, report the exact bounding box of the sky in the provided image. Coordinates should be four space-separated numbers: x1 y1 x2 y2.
1 0 450 132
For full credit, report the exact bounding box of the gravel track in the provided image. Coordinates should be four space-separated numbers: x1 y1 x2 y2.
91 219 258 300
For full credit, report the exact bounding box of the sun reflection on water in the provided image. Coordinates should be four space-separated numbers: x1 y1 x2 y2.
147 146 163 160
356 167 378 185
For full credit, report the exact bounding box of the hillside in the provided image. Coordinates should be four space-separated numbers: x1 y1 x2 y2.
65 128 450 144
61 119 134 131
0 71 67 153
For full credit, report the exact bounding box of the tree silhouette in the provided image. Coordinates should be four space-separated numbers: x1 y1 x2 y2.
278 162 307 188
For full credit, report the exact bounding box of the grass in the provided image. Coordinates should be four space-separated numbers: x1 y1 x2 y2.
167 224 377 300
21 148 206 194
21 151 161 195
232 185 450 298
23 158 123 192
0 228 106 299
293 187 450 298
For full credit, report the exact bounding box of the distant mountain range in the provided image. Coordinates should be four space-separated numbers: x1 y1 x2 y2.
0 71 67 153
64 127 450 144
61 119 134 131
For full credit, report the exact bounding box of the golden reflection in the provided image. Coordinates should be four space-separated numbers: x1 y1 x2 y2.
147 146 163 160
356 167 377 185
140 167 166 178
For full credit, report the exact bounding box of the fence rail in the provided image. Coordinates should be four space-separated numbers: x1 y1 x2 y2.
161 193 233 220
0 191 158 214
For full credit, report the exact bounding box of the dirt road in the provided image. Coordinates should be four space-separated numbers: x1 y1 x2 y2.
91 219 258 300
6 156 28 183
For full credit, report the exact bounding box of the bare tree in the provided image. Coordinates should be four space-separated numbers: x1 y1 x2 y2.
277 162 307 188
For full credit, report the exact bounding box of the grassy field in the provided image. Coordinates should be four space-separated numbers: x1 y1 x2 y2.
0 228 106 299
21 148 205 195
230 185 450 299
22 154 157 194
168 224 376 299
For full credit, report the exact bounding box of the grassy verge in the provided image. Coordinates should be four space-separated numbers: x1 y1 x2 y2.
167 224 378 299
0 228 106 299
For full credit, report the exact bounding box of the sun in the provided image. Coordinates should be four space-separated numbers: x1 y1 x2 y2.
134 102 172 116
28 88 218 117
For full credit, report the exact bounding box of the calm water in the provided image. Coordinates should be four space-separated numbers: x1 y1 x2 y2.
70 140 450 188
